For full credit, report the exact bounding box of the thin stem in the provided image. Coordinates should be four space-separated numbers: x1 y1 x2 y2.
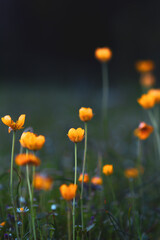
80 122 88 231
10 131 20 239
102 62 109 121
67 202 71 240
26 164 36 240
73 143 77 240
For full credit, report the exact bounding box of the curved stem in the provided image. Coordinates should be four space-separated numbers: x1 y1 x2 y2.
73 143 77 240
80 122 88 231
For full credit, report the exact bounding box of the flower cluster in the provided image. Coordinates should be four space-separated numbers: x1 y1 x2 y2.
138 89 160 109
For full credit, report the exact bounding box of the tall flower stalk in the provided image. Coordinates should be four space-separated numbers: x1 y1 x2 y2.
73 142 77 240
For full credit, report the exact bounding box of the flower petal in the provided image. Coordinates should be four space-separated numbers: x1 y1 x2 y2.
16 114 26 129
1 115 12 127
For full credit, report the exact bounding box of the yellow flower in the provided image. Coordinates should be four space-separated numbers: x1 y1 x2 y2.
124 168 139 179
20 132 45 151
95 47 112 62
15 153 41 166
0 221 6 227
135 60 155 72
137 94 155 109
33 174 53 191
103 164 113 176
91 176 103 185
148 89 160 103
134 122 153 140
78 173 89 183
59 184 77 201
67 128 84 143
79 107 93 122
1 114 26 133
140 73 156 87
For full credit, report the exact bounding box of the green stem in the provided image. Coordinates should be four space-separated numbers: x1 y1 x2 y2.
26 164 36 240
80 122 88 231
67 202 71 240
102 62 109 122
10 131 20 239
73 143 77 240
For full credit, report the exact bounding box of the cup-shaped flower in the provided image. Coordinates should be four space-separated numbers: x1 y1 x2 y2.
148 89 160 104
1 114 26 133
79 107 93 122
67 128 84 143
134 122 153 140
124 168 139 179
15 153 41 166
59 184 77 201
20 132 45 151
103 164 113 176
0 222 6 227
137 94 155 109
95 47 112 62
91 176 103 185
78 173 89 183
140 73 156 87
33 174 53 191
135 60 155 72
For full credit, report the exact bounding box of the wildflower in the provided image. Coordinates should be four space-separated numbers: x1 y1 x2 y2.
17 207 29 213
0 222 6 227
1 114 25 133
148 89 160 103
103 164 113 175
33 174 53 191
124 168 139 179
79 107 93 122
134 122 153 140
20 132 45 151
95 47 112 62
67 128 84 143
137 94 155 109
140 73 156 87
78 173 89 183
51 204 57 210
135 60 155 72
59 184 77 201
91 176 103 185
15 153 41 166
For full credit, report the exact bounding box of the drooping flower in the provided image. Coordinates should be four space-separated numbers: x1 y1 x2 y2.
79 107 93 122
91 176 103 185
148 89 160 103
134 122 153 140
78 173 89 183
33 174 53 191
0 221 6 227
135 60 155 73
20 132 45 151
59 184 77 201
15 153 41 166
124 168 139 179
140 73 156 87
1 114 26 133
95 47 112 62
103 164 113 176
67 128 84 143
137 94 155 109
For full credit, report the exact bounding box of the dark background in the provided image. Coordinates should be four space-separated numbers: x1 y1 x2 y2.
1 0 160 85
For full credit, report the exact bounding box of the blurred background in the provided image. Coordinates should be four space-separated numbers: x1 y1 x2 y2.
1 0 160 86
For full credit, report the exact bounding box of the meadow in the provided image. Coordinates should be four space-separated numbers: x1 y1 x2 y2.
0 51 160 240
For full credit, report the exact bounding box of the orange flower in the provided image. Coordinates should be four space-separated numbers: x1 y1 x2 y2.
148 89 160 103
67 128 84 143
15 153 41 166
140 73 156 87
134 122 153 140
20 132 45 151
33 174 53 191
135 60 155 72
103 164 113 176
79 107 93 122
95 47 112 62
124 168 139 178
78 173 89 183
137 94 155 109
0 221 6 227
1 114 25 133
59 184 77 201
91 176 103 185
